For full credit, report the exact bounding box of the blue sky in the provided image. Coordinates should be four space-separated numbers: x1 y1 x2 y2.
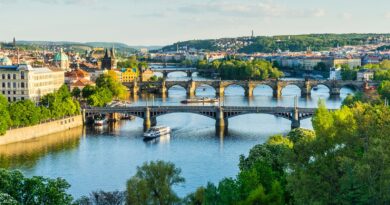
0 0 389 45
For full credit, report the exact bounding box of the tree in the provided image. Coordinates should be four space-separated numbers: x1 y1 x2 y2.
0 95 10 135
126 161 185 205
340 64 357 80
87 88 113 107
71 87 81 99
314 62 328 71
0 169 73 205
95 74 127 100
378 80 390 100
82 85 96 99
8 100 41 127
74 190 125 205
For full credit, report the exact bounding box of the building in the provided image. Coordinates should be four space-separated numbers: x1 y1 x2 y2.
332 58 361 68
329 67 342 80
65 68 94 90
357 69 374 81
120 68 139 83
70 79 95 91
0 64 64 102
101 48 117 70
53 48 70 71
141 69 155 82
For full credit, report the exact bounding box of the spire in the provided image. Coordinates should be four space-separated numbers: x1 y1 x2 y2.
104 48 109 58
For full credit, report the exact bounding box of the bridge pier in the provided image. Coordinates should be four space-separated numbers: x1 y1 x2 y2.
216 107 228 136
187 71 192 78
131 81 140 96
291 107 300 129
159 79 168 95
330 87 341 96
216 85 225 98
245 84 254 97
143 107 157 131
187 80 196 96
301 80 311 97
273 86 282 98
163 71 168 78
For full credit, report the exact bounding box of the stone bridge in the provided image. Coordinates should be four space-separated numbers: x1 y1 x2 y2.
84 105 334 136
150 68 198 78
125 79 374 97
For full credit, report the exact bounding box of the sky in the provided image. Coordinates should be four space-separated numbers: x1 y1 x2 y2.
0 0 389 46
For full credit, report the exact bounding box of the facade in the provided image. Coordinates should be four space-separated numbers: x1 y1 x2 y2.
0 64 64 102
53 48 70 71
141 69 155 82
357 69 374 81
332 58 361 68
65 68 94 90
101 48 117 70
121 68 139 83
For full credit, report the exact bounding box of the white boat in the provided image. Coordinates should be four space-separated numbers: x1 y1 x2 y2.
181 97 219 104
94 118 106 126
144 126 171 139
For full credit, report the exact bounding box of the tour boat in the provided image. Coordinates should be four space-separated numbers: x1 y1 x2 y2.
143 126 171 139
181 97 219 104
94 118 107 126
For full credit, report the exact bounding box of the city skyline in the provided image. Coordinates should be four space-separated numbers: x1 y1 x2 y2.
0 0 389 46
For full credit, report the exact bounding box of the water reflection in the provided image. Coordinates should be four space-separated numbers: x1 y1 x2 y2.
0 126 84 169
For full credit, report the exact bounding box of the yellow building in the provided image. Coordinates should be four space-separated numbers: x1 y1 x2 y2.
141 69 155 82
121 68 139 83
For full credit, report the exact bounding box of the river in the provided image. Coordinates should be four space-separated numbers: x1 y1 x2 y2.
0 71 353 199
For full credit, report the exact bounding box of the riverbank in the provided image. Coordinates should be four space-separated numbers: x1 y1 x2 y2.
0 115 83 146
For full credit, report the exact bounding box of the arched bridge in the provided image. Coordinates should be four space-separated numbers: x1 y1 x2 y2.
84 106 336 135
125 79 376 97
150 68 198 78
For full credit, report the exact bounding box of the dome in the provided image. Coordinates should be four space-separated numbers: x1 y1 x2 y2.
54 49 69 62
0 56 12 66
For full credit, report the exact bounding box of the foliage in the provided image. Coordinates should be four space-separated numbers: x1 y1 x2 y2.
74 190 125 205
197 59 283 80
95 74 127 100
71 87 81 99
0 168 73 205
378 80 390 100
340 64 358 80
82 85 96 99
0 95 10 135
0 192 18 205
40 85 80 119
126 160 185 205
117 55 148 70
8 100 41 127
87 88 113 107
313 62 328 71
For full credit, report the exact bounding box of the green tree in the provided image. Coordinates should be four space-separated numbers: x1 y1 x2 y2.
8 100 41 127
126 160 185 205
378 80 390 100
314 62 328 71
0 95 10 135
95 74 127 100
0 169 73 205
71 87 81 99
87 88 113 107
82 85 96 99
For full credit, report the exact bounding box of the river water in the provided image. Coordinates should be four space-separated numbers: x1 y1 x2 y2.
0 71 353 199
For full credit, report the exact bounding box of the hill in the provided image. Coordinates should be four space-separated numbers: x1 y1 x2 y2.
161 33 390 53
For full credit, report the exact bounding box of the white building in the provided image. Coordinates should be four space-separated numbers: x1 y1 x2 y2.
329 67 342 80
0 64 64 102
357 69 374 81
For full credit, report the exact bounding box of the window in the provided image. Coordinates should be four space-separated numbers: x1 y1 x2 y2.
7 97 10 102
1 74 4 79
2 83 4 88
21 82 25 88
13 74 16 79
13 91 16 95
2 91 4 94
13 97 16 101
7 91 10 95
21 91 24 95
13 82 16 88
20 72 25 80
7 82 10 88
21 97 24 100
7 74 10 79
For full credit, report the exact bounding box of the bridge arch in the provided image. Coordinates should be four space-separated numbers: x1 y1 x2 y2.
281 84 301 96
167 71 189 78
195 84 216 96
167 85 187 96
151 111 216 120
224 84 246 96
311 84 331 95
253 84 274 96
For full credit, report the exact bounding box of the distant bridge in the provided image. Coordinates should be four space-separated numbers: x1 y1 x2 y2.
125 79 376 97
84 105 335 136
150 68 214 78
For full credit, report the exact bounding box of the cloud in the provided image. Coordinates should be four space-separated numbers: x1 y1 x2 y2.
385 12 390 19
179 1 326 19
